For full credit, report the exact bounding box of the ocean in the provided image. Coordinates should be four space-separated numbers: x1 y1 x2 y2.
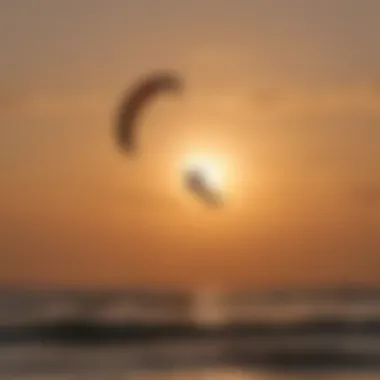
1 287 379 379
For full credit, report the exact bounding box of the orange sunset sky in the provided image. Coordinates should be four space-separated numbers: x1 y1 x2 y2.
0 0 379 289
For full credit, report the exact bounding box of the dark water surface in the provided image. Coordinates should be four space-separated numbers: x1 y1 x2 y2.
1 288 380 379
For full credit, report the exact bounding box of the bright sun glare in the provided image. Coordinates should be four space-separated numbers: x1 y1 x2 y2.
181 154 226 191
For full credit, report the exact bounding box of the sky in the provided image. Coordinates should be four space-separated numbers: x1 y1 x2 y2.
0 0 379 290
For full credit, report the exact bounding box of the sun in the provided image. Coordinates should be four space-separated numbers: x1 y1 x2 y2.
180 153 226 191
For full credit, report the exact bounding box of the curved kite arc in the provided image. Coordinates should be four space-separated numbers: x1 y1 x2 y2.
115 71 184 154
